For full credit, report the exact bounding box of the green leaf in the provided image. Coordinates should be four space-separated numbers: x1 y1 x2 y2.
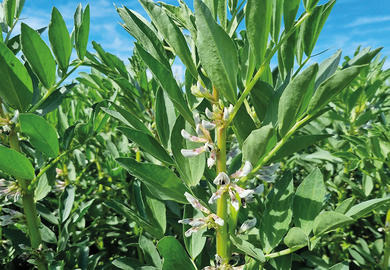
157 236 196 270
283 0 300 31
329 262 349 270
144 192 166 234
232 106 256 145
139 0 197 79
301 1 335 57
270 134 332 162
278 64 318 136
260 173 294 254
49 7 72 72
246 0 272 65
139 235 162 268
155 88 172 149
19 113 59 157
313 211 353 236
117 6 169 67
34 173 51 201
40 223 57 244
171 116 205 187
101 105 151 135
0 42 33 111
21 23 56 89
307 65 365 114
293 168 325 235
315 49 342 89
112 257 145 270
104 199 163 239
271 0 283 42
116 158 189 204
345 197 390 219
242 124 276 166
335 197 355 214
183 205 206 260
250 80 274 122
135 44 194 125
59 185 75 223
348 47 382 66
4 0 16 27
230 235 265 262
119 126 173 165
194 0 238 103
15 0 25 18
0 145 35 180
74 4 90 60
284 227 308 248
303 0 320 11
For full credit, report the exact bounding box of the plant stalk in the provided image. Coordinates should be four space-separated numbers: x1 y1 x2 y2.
9 130 47 270
216 124 229 262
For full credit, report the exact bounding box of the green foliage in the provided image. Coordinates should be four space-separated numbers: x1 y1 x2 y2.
0 0 388 269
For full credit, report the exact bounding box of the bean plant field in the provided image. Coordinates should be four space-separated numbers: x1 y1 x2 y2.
0 0 389 269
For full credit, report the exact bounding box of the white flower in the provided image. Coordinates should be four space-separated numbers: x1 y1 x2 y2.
181 129 208 143
223 104 234 121
184 192 210 214
181 147 206 157
202 120 216 130
205 107 214 119
0 179 21 202
238 218 257 233
213 172 230 186
180 192 224 237
230 161 253 179
207 151 216 168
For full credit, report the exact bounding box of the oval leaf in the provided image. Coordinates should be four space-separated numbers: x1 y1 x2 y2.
19 113 59 157
278 63 318 136
194 0 238 103
313 211 353 236
74 4 90 60
260 173 294 253
242 124 276 166
0 145 35 180
293 168 326 235
119 126 173 165
135 43 194 125
21 23 56 89
345 197 390 219
246 0 272 65
116 157 189 204
284 227 308 248
307 65 364 114
0 42 33 111
157 236 196 270
49 7 72 72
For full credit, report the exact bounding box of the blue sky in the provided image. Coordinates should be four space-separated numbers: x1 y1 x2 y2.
18 0 390 79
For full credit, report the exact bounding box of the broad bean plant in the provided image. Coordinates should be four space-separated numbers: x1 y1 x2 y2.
0 0 389 269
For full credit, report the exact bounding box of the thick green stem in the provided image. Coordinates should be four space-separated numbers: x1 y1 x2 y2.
9 130 47 270
216 125 229 262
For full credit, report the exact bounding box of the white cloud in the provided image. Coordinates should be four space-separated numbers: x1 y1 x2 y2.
347 16 390 27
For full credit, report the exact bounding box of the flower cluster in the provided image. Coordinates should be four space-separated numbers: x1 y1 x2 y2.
180 105 234 168
0 179 21 202
179 192 224 237
209 162 263 210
